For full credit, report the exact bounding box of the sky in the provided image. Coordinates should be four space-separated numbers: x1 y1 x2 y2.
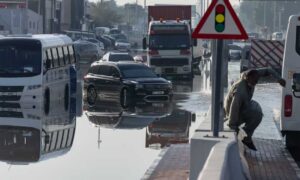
88 0 240 6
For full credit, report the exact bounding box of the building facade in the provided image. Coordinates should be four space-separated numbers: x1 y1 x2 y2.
0 0 42 34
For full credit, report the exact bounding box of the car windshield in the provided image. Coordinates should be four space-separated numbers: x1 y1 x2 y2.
0 40 42 77
149 35 190 50
110 54 134 62
120 65 157 78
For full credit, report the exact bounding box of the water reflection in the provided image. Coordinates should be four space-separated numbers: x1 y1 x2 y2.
84 98 196 150
85 101 172 129
0 96 77 164
146 109 195 149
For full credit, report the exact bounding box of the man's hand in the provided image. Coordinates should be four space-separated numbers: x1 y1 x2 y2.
278 78 286 87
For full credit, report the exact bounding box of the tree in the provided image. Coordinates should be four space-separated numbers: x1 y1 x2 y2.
91 1 123 27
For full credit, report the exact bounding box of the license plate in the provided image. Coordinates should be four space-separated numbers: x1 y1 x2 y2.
152 103 164 107
152 91 164 95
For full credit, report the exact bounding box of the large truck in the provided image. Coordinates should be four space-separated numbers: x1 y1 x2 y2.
143 5 197 79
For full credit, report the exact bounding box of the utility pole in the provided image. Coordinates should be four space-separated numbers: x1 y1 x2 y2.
273 1 276 32
135 0 138 25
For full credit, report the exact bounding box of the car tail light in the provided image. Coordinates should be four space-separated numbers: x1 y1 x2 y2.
284 95 292 117
180 49 191 55
149 49 159 55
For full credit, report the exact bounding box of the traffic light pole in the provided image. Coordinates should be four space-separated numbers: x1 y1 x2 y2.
212 39 224 137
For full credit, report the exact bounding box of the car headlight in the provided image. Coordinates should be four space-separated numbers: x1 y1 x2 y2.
27 84 42 90
167 81 173 89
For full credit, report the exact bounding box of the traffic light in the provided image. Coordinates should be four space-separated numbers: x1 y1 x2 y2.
215 4 225 32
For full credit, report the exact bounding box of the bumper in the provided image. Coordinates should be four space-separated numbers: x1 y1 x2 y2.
134 89 173 102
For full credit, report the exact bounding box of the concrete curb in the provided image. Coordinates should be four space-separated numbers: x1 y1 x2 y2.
190 109 251 180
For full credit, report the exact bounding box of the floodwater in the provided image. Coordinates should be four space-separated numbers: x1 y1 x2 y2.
0 61 287 179
0 73 212 180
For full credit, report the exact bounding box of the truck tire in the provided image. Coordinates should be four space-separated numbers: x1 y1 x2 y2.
286 132 300 148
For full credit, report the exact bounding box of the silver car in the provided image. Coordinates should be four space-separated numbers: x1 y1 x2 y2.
74 40 102 63
74 40 103 78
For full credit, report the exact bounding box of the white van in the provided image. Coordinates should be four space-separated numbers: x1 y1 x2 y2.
281 15 300 148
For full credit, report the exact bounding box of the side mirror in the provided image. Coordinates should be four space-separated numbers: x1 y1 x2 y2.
193 39 198 46
292 74 300 92
142 37 147 50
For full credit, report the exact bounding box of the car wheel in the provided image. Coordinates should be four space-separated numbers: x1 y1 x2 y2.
120 88 132 108
87 86 97 105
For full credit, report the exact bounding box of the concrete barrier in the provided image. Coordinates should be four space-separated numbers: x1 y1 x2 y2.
190 111 251 180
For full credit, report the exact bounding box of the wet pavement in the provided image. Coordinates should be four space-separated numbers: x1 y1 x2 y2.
0 61 293 180
0 70 212 180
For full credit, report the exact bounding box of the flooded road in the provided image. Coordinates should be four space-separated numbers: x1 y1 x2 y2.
0 61 289 179
0 73 212 179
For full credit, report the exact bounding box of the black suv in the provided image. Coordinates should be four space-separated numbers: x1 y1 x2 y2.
84 62 173 106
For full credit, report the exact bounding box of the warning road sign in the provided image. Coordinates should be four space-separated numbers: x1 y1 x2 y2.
192 0 248 39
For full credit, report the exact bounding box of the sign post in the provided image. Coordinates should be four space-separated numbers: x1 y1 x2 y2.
192 0 248 137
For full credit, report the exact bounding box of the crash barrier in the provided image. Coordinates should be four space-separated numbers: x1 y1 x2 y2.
190 109 251 180
250 39 284 74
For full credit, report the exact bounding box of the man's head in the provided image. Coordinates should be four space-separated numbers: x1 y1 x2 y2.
245 69 259 87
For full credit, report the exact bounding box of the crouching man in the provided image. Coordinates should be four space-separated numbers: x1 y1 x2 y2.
224 68 285 150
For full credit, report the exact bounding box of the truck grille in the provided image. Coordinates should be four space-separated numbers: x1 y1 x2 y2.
150 58 189 66
0 102 21 108
0 95 21 101
0 86 24 92
0 111 23 118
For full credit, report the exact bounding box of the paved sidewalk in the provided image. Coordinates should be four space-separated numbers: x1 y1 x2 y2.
244 138 300 180
143 144 190 180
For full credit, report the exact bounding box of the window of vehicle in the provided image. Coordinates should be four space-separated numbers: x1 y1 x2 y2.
109 54 134 62
149 35 190 50
110 67 120 77
0 39 42 77
57 47 65 65
119 65 157 78
46 49 52 69
98 65 110 76
0 126 40 162
296 26 300 56
51 48 59 67
63 46 70 64
88 65 100 74
68 45 75 63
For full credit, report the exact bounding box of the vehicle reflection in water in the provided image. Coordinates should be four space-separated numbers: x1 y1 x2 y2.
85 95 196 150
0 97 76 164
85 101 172 130
146 109 195 149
